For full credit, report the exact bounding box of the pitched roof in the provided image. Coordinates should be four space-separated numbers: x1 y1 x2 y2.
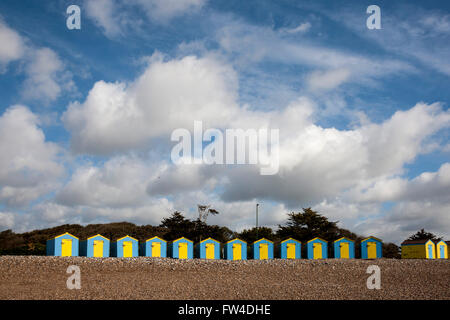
401 239 432 245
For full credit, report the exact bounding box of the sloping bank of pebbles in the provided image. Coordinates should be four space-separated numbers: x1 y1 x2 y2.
0 256 448 299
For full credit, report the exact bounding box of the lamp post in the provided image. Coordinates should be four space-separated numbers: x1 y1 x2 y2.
256 203 259 238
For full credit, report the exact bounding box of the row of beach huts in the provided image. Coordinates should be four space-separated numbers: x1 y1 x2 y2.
47 233 449 259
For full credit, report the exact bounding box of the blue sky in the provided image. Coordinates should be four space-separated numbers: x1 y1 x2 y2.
0 0 449 244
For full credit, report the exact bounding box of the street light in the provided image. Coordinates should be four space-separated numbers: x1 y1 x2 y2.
256 203 259 238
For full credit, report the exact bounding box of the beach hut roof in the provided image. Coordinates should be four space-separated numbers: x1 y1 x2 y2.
401 239 432 245
361 236 382 243
281 237 301 243
226 238 246 244
199 237 220 244
87 234 109 241
253 238 273 244
307 237 327 243
145 236 166 242
172 236 193 243
116 235 138 242
54 232 78 240
333 237 355 243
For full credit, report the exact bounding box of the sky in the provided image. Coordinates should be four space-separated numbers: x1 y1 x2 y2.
0 0 449 244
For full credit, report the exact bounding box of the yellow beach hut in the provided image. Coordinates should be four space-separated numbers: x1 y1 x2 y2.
401 239 435 259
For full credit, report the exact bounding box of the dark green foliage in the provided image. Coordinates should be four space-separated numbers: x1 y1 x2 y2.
237 227 277 244
407 229 442 242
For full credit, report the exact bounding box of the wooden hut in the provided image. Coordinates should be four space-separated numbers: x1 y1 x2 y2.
224 238 247 260
435 240 448 259
140 236 167 257
279 238 301 259
252 238 274 260
111 235 138 257
333 237 355 259
361 236 382 259
401 239 435 259
80 234 110 257
168 237 193 259
307 237 327 259
46 232 79 257
195 238 221 259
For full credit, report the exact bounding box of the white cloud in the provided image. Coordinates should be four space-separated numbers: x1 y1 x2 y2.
0 212 15 230
279 22 311 34
0 105 64 207
85 0 127 38
134 0 206 22
63 54 239 154
307 68 351 91
21 48 73 103
0 20 25 71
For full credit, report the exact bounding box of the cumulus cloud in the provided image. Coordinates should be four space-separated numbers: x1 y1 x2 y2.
0 20 25 71
307 68 351 91
0 105 64 207
85 0 128 38
62 54 239 154
21 48 74 103
134 0 206 22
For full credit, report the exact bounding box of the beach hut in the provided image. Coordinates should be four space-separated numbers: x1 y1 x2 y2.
140 236 167 257
401 239 435 259
447 241 450 259
111 235 138 257
279 238 301 259
169 237 193 259
252 238 274 260
435 240 448 259
195 237 221 259
46 232 79 257
224 238 247 260
361 236 382 259
80 234 110 257
333 237 355 259
307 237 328 259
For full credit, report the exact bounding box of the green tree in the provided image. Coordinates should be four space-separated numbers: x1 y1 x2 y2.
238 227 276 244
276 208 340 242
407 229 442 241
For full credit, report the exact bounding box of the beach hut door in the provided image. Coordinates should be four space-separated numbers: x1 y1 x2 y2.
206 243 215 259
152 242 161 257
313 243 322 259
123 241 132 257
178 242 188 259
93 240 103 257
440 245 445 259
340 242 349 258
367 242 377 259
232 243 241 260
286 243 296 259
427 244 433 258
61 239 72 257
259 243 268 259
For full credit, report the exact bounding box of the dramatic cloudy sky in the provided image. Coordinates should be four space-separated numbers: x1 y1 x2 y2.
0 0 449 244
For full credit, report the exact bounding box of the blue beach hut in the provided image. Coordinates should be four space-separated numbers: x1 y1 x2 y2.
307 237 328 259
252 238 274 260
280 238 301 259
140 236 167 257
435 240 448 259
80 234 110 257
111 235 139 257
46 232 79 257
333 237 355 259
195 237 221 259
224 238 247 260
361 236 382 259
168 237 193 259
